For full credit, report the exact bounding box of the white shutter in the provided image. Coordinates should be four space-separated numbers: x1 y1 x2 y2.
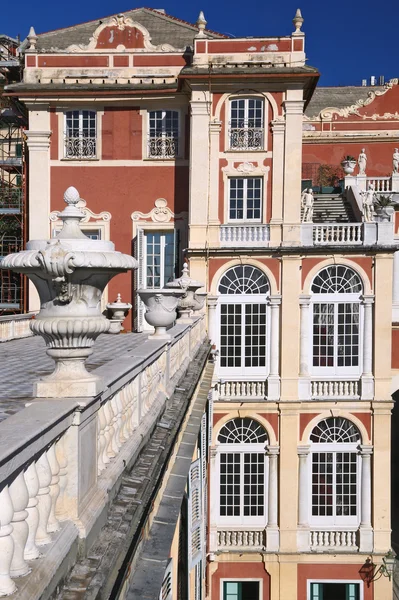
159 558 172 600
207 390 214 446
200 413 208 575
135 228 145 332
188 459 202 569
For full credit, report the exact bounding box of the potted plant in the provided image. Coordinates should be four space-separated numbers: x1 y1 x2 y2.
341 155 357 175
374 194 395 222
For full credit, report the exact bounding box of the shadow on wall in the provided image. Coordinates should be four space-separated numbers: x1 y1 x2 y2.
391 390 399 558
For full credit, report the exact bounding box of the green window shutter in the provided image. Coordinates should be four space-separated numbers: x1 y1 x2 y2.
346 583 359 600
223 582 240 600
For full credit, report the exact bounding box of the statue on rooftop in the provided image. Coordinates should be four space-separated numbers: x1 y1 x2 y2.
301 188 314 222
393 148 399 174
358 148 367 175
360 183 376 222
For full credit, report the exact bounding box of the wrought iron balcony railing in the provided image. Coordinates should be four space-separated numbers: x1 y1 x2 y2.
148 134 178 159
229 122 264 150
64 136 97 159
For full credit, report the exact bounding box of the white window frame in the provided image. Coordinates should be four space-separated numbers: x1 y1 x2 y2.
228 97 266 151
228 177 263 223
309 441 361 528
143 230 176 289
217 294 270 378
307 579 363 600
221 578 263 600
147 109 180 159
310 292 363 377
63 110 97 159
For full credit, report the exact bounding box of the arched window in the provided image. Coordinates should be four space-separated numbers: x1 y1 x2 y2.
229 98 265 150
310 265 363 375
216 418 268 524
217 266 270 376
310 417 361 526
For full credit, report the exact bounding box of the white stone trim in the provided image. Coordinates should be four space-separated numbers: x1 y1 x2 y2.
221 160 270 225
56 106 104 162
140 101 188 162
306 580 364 600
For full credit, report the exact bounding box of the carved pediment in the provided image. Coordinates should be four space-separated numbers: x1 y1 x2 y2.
67 14 179 53
131 198 187 223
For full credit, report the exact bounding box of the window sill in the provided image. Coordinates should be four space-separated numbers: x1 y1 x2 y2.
61 157 99 162
224 149 266 153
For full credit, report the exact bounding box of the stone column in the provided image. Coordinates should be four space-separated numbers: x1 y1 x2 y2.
297 445 311 551
361 294 374 400
392 251 399 320
25 121 52 312
207 295 218 346
266 446 279 551
269 119 285 244
208 120 222 246
188 91 211 249
282 93 304 245
298 295 312 400
359 445 373 552
268 295 281 400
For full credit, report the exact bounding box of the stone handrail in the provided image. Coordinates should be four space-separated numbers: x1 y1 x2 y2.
0 313 35 342
0 316 206 598
366 176 392 193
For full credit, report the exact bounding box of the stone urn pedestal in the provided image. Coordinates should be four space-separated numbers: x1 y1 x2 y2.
166 263 205 323
106 294 132 334
138 288 184 340
0 187 137 398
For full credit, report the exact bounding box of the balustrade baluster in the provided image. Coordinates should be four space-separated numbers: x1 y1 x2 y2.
110 396 121 454
35 452 52 545
23 463 40 560
0 485 16 595
104 401 116 459
9 473 30 578
55 436 68 520
47 443 60 533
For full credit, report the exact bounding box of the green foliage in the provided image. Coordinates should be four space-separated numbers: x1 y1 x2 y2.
317 164 344 187
342 155 356 162
375 195 394 208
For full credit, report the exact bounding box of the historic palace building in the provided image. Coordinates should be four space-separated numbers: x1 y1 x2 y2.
1 6 399 600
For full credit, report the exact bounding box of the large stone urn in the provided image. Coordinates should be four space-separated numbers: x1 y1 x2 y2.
106 293 132 334
166 262 205 322
0 186 137 397
138 288 184 339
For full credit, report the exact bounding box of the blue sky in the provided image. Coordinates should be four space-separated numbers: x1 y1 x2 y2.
3 0 395 86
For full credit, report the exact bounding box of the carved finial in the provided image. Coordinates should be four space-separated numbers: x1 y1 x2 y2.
63 186 80 206
182 262 189 277
116 293 122 303
196 11 207 37
27 26 38 51
293 8 304 33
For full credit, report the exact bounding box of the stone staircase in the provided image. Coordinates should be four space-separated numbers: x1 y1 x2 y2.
310 193 356 223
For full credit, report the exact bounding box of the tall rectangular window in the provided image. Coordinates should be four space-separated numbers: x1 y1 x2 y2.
64 110 96 159
229 178 262 221
312 303 359 370
220 304 266 369
148 110 179 158
219 453 265 519
309 582 360 600
311 452 358 518
229 98 264 150
145 231 175 288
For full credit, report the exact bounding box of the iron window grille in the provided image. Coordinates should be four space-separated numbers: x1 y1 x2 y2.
148 110 179 159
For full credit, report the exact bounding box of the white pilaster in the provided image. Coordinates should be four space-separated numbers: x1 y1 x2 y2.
268 295 281 400
298 295 311 400
282 94 304 245
266 446 279 551
270 120 285 244
361 294 375 400
25 110 52 312
359 445 373 552
209 120 222 226
392 251 399 320
207 295 218 346
297 445 310 551
188 92 211 248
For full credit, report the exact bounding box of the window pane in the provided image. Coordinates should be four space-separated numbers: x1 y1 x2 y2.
220 304 242 367
312 452 333 516
313 303 334 367
337 303 359 367
244 304 266 367
336 452 357 516
220 453 240 516
243 453 264 516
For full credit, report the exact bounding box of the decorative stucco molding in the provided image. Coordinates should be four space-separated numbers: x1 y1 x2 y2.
309 78 399 121
131 197 187 223
50 198 111 224
66 14 180 53
222 160 269 176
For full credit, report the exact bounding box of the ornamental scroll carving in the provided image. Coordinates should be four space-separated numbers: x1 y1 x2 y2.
222 160 269 176
131 198 187 224
66 14 180 53
50 198 111 225
314 79 399 121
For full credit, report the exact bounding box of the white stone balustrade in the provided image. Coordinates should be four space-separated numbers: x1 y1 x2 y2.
313 224 363 245
218 380 267 400
220 224 270 246
366 177 392 193
0 314 35 342
310 530 358 551
217 529 265 551
311 379 360 399
0 316 206 598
